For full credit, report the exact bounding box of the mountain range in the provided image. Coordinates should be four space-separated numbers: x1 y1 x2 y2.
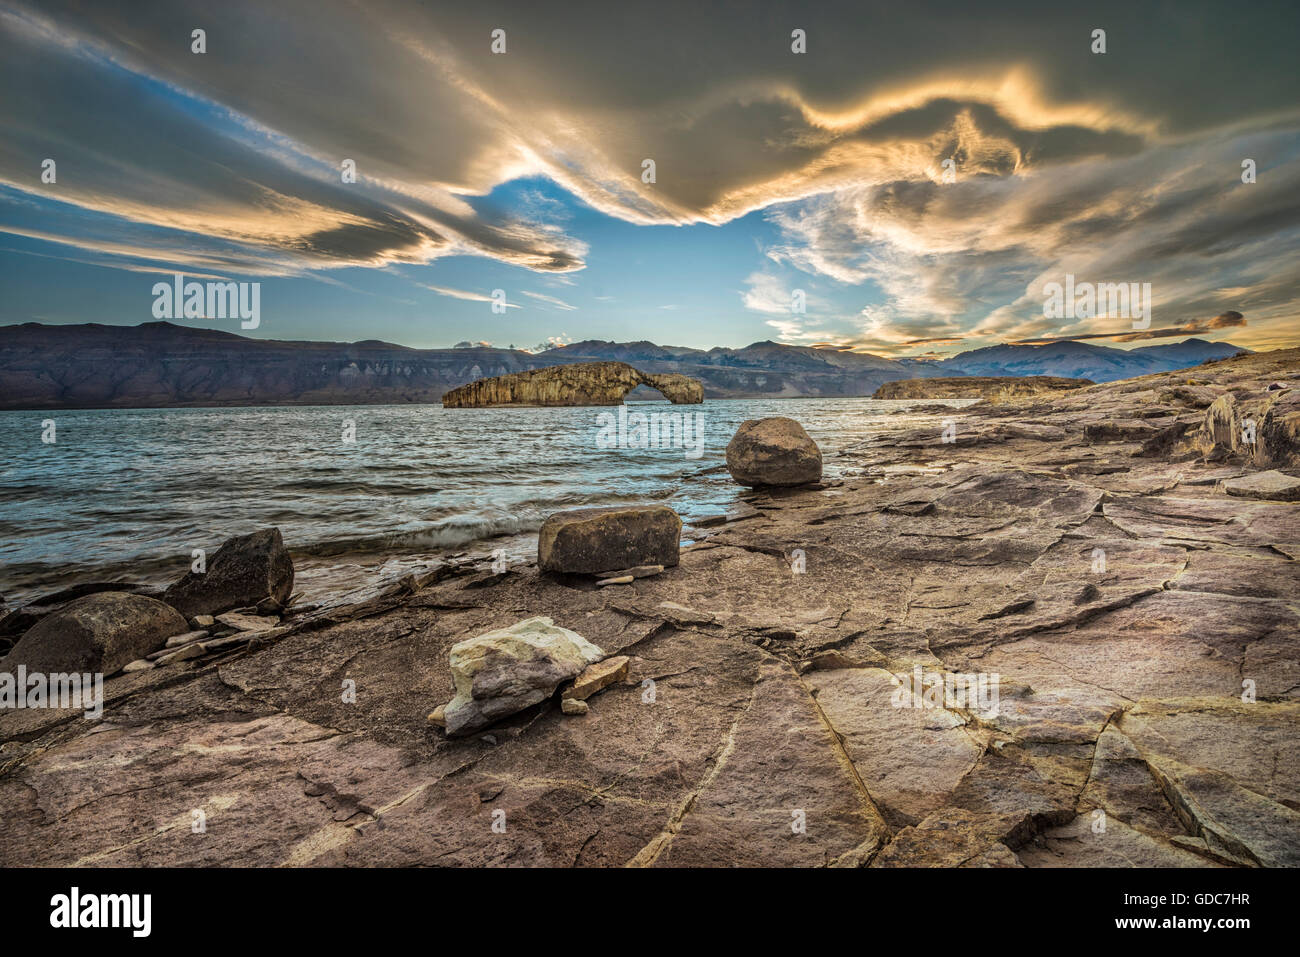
0 321 1249 409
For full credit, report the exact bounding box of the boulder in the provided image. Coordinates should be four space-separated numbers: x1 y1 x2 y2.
436 617 606 736
538 506 681 574
0 581 157 640
165 629 210 648
2 592 188 675
163 528 294 618
725 417 823 487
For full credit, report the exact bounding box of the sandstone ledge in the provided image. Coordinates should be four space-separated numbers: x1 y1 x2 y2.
1 348 1297 868
873 375 1093 400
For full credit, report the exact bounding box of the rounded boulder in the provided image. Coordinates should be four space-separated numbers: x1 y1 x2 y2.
725 417 823 487
4 591 189 675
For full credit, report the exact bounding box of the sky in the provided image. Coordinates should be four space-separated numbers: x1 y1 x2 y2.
1 0 1298 357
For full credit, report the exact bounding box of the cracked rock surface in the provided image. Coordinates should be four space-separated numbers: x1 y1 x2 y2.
1 349 1297 867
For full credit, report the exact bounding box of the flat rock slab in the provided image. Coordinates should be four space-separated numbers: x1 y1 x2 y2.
1222 469 1300 501
564 655 630 701
215 612 280 633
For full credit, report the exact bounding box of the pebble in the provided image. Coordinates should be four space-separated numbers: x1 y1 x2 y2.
596 575 634 587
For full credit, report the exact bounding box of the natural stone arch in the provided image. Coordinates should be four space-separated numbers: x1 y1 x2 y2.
442 361 703 407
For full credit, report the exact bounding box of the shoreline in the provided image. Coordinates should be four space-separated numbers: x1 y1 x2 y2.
0 397 976 609
2 350 1297 866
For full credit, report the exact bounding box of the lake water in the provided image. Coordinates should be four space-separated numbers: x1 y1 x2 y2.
0 398 972 607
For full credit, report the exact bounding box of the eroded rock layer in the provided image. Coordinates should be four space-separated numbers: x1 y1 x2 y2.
873 376 1093 399
1 348 1297 867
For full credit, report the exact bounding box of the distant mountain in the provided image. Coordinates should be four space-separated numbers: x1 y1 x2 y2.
0 322 1250 409
537 339 908 398
0 322 544 409
936 338 1246 381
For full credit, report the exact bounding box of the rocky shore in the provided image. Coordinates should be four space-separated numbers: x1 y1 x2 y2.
1 348 1297 867
873 375 1092 400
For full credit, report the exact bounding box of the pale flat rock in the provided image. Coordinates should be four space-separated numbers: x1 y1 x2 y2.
1119 699 1300 859
650 659 887 866
1144 756 1300 867
1221 469 1300 501
215 612 280 633
155 642 206 666
166 629 210 648
564 655 629 701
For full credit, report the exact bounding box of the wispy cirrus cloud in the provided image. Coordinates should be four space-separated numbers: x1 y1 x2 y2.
521 290 577 311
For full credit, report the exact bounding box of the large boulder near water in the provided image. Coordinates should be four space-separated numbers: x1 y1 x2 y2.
430 617 606 736
538 506 681 574
725 417 823 487
3 592 187 675
0 581 157 642
163 528 294 618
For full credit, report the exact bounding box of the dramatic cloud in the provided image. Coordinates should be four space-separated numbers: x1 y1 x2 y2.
1 0 1297 351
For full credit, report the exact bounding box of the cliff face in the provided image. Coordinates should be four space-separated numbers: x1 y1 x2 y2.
0 322 547 409
441 362 703 407
873 375 1092 399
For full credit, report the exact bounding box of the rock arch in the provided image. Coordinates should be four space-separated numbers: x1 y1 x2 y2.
442 361 704 407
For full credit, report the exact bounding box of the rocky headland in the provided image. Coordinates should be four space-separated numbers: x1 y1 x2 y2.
873 376 1092 400
1 347 1297 868
441 361 704 407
